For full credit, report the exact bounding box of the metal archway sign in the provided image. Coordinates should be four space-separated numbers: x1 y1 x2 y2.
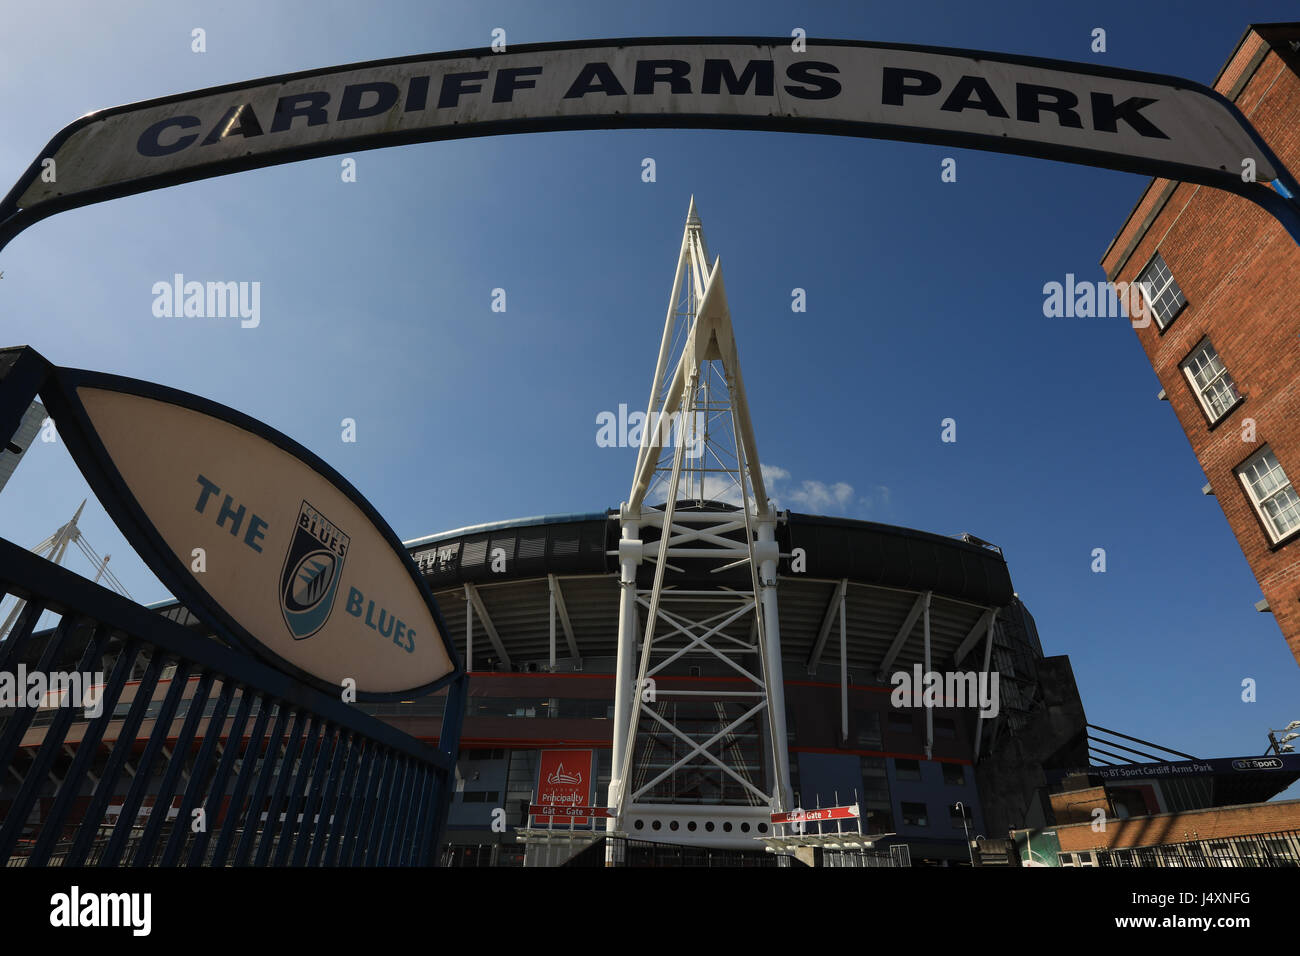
2 36 1300 248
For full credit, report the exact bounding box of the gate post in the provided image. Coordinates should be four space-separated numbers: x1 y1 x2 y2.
425 672 467 865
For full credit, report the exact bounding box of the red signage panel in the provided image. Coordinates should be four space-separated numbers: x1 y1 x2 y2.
771 805 860 825
534 749 593 825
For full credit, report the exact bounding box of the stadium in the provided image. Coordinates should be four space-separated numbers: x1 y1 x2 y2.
368 200 1086 865
399 509 1065 865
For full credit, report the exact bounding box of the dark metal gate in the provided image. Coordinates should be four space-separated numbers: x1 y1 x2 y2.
0 534 466 866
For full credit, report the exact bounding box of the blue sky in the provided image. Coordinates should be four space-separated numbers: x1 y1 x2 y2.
1 0 1298 778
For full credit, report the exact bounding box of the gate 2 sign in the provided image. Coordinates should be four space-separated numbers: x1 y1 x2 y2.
39 363 459 700
2 36 1299 251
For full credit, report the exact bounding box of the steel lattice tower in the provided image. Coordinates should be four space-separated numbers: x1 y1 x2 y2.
606 199 792 855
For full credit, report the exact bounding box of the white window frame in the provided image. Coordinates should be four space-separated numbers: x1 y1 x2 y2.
1237 446 1300 544
1136 251 1187 329
1180 339 1240 423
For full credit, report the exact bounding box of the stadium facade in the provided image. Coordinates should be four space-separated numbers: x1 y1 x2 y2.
399 509 1082 865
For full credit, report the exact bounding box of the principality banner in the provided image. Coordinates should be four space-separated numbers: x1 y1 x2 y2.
533 750 593 826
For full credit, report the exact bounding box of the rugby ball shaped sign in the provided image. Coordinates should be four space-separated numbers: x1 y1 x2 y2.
41 367 459 699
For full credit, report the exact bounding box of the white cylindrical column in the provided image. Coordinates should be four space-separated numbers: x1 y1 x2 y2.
609 518 641 814
757 519 792 811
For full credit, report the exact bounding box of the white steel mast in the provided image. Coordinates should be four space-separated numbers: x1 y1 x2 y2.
0 499 133 639
607 198 791 856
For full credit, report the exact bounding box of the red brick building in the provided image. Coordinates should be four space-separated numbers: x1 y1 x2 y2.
1047 774 1300 866
1101 23 1300 665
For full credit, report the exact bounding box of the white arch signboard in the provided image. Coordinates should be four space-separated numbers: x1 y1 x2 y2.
2 36 1299 248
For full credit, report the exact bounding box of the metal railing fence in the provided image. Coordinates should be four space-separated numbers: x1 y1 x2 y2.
0 535 465 866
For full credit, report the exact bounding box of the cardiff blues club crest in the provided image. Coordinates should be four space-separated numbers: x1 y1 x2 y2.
280 500 350 640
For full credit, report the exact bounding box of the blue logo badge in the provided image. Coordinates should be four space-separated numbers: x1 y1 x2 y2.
280 500 350 640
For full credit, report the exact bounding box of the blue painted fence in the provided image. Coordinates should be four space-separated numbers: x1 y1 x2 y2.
0 533 466 866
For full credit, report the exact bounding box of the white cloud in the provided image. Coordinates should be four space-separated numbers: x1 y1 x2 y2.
645 462 887 518
761 464 890 517
787 480 855 511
